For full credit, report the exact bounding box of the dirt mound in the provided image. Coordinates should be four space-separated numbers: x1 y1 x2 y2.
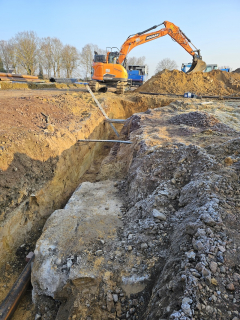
138 69 240 96
169 111 219 127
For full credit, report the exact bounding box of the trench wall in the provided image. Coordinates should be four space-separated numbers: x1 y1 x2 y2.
0 94 174 267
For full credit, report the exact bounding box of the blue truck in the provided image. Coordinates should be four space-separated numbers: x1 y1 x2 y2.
181 63 230 73
127 65 148 86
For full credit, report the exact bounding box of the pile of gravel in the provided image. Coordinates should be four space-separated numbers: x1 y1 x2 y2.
169 112 220 128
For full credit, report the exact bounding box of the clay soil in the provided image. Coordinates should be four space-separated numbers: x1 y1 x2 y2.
137 69 240 96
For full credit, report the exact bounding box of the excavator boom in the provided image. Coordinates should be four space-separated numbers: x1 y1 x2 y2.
118 21 206 73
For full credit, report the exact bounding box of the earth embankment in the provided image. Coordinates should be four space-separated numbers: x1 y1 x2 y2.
137 69 240 96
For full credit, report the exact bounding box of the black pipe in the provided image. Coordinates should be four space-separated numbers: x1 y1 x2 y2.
139 91 182 97
0 253 34 320
139 92 240 100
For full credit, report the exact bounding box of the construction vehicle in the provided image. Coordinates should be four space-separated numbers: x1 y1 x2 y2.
90 21 206 94
204 64 230 72
182 63 230 73
127 65 148 86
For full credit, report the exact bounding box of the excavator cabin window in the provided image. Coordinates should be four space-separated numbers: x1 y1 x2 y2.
108 52 119 64
94 54 106 63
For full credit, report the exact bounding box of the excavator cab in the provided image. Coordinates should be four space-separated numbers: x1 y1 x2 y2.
108 51 119 63
93 51 106 63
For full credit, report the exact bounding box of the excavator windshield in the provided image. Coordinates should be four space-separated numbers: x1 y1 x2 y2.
108 51 119 64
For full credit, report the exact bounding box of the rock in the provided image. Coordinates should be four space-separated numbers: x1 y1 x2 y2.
217 252 224 263
206 305 214 314
132 299 138 306
220 265 226 273
181 301 192 317
170 311 182 319
210 261 218 273
182 297 192 304
185 222 201 235
196 228 206 237
233 273 240 282
152 209 166 221
141 243 148 250
95 250 103 256
224 157 234 166
32 180 125 316
202 267 211 277
218 245 226 252
185 251 196 261
211 294 217 302
130 307 135 314
193 240 204 251
200 213 216 227
226 283 235 291
112 294 118 302
195 262 204 272
211 278 218 286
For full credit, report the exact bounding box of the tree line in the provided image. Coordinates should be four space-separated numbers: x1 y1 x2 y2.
0 31 147 79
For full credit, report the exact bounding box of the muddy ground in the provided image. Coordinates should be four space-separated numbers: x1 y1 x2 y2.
0 82 240 320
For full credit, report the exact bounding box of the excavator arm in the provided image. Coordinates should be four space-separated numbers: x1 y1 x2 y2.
117 21 206 73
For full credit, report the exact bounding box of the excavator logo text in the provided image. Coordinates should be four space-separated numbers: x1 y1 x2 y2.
145 33 159 41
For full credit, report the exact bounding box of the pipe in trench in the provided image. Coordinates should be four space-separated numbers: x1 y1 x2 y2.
0 253 34 320
139 91 240 100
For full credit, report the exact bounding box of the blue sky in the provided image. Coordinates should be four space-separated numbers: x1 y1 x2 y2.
0 0 239 77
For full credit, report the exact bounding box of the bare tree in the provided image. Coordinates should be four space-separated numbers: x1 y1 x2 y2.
51 38 63 78
13 31 39 75
155 58 178 73
8 39 21 74
126 56 146 67
79 44 105 80
0 56 5 72
0 40 13 72
40 37 53 77
62 45 79 78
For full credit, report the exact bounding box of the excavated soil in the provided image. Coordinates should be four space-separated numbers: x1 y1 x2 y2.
0 88 174 320
1 86 240 320
31 97 240 320
137 69 240 96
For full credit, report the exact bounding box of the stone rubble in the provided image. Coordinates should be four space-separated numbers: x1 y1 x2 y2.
32 99 240 319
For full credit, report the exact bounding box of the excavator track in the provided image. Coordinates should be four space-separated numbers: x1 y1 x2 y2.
89 81 99 92
116 82 127 95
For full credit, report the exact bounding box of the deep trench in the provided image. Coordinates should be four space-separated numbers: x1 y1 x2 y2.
0 94 175 319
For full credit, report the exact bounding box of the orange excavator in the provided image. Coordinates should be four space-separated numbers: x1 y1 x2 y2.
90 21 206 94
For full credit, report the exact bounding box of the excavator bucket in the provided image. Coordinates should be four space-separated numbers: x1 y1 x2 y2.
186 59 206 74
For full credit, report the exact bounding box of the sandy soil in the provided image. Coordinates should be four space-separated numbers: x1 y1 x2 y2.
1 84 240 320
137 70 240 96
0 88 174 320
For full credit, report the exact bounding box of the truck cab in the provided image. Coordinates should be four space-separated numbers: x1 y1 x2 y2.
127 65 148 86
